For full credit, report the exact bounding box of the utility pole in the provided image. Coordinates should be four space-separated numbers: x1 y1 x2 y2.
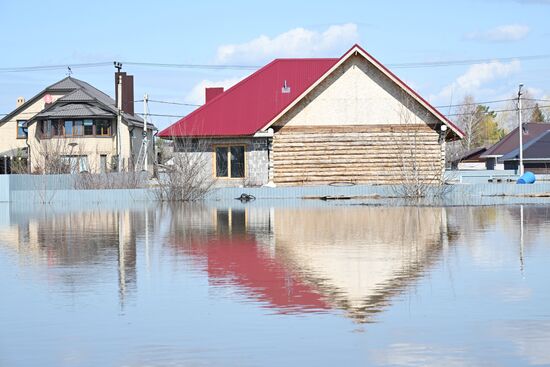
114 62 123 172
143 93 149 171
517 84 524 176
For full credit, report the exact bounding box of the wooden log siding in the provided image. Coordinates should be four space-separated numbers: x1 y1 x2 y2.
272 125 444 185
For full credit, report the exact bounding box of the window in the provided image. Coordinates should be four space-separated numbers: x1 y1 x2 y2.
215 147 228 177
73 120 83 136
17 120 27 138
215 145 245 178
83 119 94 135
39 119 112 138
230 146 245 178
53 120 63 136
61 155 89 174
96 119 111 136
64 120 73 136
100 154 107 173
40 120 51 138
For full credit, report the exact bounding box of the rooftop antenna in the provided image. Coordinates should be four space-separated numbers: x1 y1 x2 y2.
114 61 122 73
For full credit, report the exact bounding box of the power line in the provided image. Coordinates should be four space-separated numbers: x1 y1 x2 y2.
444 104 550 117
122 61 258 70
524 98 550 103
387 54 550 69
0 62 113 73
2 53 550 73
435 98 515 109
134 99 201 107
135 112 185 118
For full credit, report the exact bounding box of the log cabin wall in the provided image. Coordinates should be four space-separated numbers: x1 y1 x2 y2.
270 54 447 186
272 125 444 186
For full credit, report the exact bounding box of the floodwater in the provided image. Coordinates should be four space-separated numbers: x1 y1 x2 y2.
1 202 550 367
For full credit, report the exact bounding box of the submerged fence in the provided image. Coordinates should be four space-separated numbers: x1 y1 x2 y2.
1 173 550 204
0 173 153 203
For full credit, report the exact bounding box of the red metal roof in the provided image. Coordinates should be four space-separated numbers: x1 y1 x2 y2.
159 58 337 137
159 44 464 138
185 237 330 313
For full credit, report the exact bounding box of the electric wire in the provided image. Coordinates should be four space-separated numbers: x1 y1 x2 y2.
2 53 550 73
134 99 201 107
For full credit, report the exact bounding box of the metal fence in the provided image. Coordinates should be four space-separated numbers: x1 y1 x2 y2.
2 173 550 204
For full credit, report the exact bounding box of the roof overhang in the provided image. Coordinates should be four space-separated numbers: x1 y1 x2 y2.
258 44 465 140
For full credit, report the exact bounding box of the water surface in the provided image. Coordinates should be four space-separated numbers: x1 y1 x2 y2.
1 202 549 366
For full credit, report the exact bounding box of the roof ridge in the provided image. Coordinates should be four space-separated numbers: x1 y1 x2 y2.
71 78 115 102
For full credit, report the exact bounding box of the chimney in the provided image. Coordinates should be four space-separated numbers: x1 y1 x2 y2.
16 97 25 107
205 87 224 104
115 72 135 115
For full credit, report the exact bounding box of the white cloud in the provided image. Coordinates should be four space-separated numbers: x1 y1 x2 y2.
216 23 359 64
466 24 530 42
184 77 244 105
431 60 521 103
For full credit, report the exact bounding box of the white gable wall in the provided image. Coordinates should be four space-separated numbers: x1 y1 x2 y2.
276 54 440 128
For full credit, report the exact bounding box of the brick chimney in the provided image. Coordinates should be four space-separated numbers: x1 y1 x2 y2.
115 72 135 115
205 87 224 103
16 97 25 107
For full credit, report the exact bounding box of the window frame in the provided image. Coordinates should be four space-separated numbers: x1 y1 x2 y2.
16 120 27 139
213 144 246 179
95 119 112 136
39 118 113 138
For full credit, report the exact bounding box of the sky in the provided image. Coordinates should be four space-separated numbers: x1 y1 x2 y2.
1 0 550 130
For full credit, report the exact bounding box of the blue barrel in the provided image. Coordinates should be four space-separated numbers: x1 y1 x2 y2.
517 171 536 184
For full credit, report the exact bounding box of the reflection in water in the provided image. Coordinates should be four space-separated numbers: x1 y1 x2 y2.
165 205 448 322
0 206 155 310
1 203 550 366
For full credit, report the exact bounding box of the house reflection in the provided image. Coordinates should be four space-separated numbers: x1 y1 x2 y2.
1 206 153 309
169 205 448 322
167 204 329 312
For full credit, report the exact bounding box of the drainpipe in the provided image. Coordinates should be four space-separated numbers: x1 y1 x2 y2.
129 126 135 169
117 74 123 171
24 125 30 174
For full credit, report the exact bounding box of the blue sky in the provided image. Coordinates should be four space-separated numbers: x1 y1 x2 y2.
1 0 549 130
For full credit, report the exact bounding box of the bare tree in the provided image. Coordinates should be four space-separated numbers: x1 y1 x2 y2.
73 172 146 189
155 137 215 201
391 102 448 198
455 95 482 152
32 139 75 174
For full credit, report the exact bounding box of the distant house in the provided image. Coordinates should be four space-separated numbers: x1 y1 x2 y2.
159 44 463 186
499 130 550 173
452 146 488 170
481 123 550 171
0 74 155 174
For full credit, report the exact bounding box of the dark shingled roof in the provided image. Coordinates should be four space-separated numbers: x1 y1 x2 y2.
454 146 488 163
482 123 550 157
47 77 83 90
1 76 154 129
500 130 550 161
34 103 114 119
